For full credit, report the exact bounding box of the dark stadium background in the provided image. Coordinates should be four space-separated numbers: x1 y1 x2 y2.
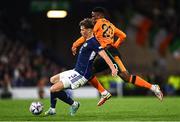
0 0 180 99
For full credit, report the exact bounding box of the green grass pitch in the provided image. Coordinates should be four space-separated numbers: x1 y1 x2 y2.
0 97 180 121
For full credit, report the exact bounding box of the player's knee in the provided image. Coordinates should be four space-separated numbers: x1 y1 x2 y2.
50 86 55 93
50 77 54 83
50 76 58 84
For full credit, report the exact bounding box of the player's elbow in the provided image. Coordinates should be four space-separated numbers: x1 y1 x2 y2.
122 34 126 40
117 34 126 42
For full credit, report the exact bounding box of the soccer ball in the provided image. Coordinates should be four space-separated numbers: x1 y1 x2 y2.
29 101 43 115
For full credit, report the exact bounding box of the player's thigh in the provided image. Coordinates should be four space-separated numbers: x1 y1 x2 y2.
106 46 121 58
106 47 127 72
50 70 73 89
114 56 127 72
59 70 88 89
59 70 74 89
93 47 122 74
50 81 64 92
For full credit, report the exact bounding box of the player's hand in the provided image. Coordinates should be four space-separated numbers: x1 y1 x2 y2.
72 46 77 56
111 64 118 77
112 68 118 77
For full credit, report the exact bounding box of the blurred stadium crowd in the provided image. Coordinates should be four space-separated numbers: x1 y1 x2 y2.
0 0 179 98
119 0 180 59
0 14 65 98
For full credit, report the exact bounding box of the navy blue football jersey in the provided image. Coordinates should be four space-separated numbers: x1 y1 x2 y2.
74 37 103 79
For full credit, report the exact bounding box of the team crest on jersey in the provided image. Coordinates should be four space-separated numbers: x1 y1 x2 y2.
83 43 88 47
99 46 103 49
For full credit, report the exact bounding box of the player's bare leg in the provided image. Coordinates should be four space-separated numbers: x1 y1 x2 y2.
50 81 64 93
50 74 60 84
45 75 64 116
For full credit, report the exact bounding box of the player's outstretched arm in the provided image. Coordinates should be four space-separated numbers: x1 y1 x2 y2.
72 37 86 55
98 50 118 76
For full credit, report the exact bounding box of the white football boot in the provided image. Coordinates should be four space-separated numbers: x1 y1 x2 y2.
44 107 56 116
70 101 80 116
97 91 112 106
151 85 163 101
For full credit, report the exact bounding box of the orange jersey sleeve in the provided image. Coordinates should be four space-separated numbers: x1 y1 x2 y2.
72 36 86 48
93 18 115 48
113 27 126 48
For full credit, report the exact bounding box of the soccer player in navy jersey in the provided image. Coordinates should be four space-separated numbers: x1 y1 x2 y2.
45 18 118 116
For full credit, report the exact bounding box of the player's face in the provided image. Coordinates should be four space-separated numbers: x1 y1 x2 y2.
80 26 89 38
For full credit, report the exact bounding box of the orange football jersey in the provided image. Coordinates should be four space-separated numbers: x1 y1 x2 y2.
73 18 126 48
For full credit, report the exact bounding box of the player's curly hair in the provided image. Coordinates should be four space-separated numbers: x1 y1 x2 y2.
79 18 94 29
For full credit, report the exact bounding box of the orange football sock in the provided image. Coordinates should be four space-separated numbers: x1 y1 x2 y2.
130 75 152 89
90 76 106 93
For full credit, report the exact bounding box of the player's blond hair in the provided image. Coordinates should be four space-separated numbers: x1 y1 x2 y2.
79 18 94 29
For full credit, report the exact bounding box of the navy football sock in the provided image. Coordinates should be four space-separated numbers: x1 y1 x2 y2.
57 90 74 105
50 92 57 108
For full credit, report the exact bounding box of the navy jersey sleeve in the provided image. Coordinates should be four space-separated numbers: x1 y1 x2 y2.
91 38 104 53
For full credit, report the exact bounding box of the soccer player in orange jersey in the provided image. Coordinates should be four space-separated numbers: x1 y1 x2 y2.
72 7 163 106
